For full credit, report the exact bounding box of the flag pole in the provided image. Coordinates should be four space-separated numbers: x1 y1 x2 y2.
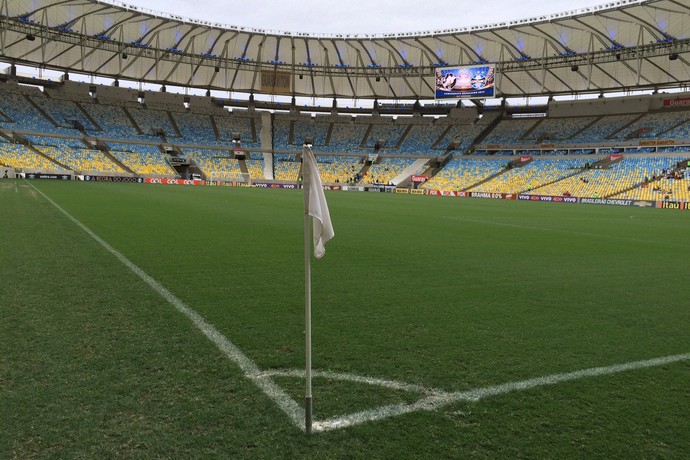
303 145 313 434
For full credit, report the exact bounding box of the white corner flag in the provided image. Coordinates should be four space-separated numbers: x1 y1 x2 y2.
302 146 334 258
301 144 334 434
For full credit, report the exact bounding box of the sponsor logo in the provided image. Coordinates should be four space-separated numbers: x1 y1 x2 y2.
580 198 633 206
25 173 72 180
427 190 441 196
470 192 504 199
396 188 410 194
410 189 425 195
411 175 429 183
145 178 201 186
84 175 143 183
658 201 682 210
639 139 675 146
663 97 690 107
441 191 456 197
519 194 578 203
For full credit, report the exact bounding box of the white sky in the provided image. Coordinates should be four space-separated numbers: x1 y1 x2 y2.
126 0 610 34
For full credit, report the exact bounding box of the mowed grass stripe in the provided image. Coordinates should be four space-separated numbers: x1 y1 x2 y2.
23 179 306 430
1 182 301 458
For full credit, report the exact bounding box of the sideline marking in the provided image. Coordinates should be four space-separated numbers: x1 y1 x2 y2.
309 351 690 432
26 180 305 430
27 181 690 433
255 369 448 395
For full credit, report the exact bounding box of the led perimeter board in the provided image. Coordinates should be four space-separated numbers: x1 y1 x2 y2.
435 65 495 99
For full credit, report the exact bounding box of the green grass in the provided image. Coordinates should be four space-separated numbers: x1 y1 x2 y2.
2 179 689 458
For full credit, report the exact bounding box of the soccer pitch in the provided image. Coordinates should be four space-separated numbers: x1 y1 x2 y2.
2 179 689 458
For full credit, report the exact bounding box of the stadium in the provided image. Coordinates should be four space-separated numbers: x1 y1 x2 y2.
1 0 689 457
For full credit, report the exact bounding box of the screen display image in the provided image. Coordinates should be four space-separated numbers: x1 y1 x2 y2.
435 66 495 99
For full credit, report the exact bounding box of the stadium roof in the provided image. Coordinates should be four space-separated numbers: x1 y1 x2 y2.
1 0 689 100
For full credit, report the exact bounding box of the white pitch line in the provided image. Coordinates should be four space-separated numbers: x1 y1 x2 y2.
255 369 449 395
313 352 690 432
26 181 306 430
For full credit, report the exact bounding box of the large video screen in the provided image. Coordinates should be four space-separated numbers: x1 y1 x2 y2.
435 65 495 99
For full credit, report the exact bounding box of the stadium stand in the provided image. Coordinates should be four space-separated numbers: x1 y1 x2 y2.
480 118 539 145
0 90 73 134
108 143 177 176
214 112 260 147
29 96 98 132
322 121 368 153
397 121 448 155
173 111 217 144
471 158 590 193
188 149 243 180
81 103 141 138
315 155 363 183
365 119 407 148
246 159 264 180
37 140 124 174
127 106 179 139
613 112 690 140
274 156 301 181
362 157 416 184
528 157 684 198
525 117 597 142
291 116 331 147
1 77 690 197
420 158 506 191
569 114 639 143
0 142 66 171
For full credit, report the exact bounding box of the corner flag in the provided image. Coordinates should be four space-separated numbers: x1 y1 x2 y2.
301 144 335 434
302 146 334 258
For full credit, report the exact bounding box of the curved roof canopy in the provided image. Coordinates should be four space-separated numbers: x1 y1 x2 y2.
1 0 689 99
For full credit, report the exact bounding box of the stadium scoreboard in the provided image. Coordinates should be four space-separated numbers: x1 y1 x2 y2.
435 65 495 99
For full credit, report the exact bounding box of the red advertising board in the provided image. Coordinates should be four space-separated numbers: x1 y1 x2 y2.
663 97 690 108
411 175 429 183
145 178 202 186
